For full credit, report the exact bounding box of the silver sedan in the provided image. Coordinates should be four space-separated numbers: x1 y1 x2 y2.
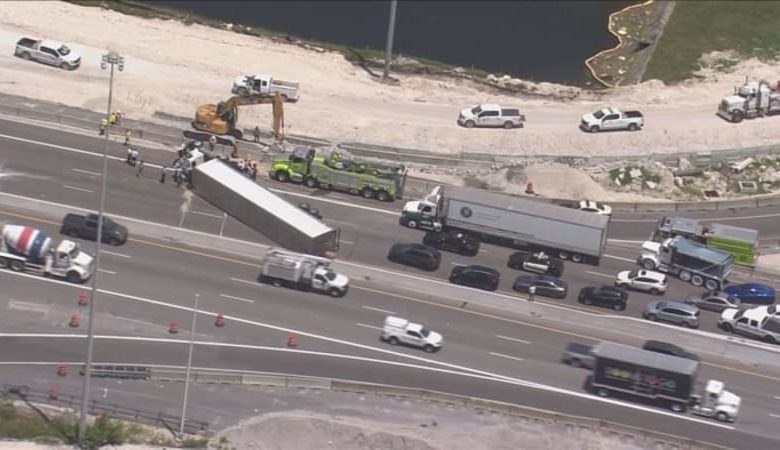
684 290 740 313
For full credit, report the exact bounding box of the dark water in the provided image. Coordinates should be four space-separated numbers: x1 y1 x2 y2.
145 1 635 86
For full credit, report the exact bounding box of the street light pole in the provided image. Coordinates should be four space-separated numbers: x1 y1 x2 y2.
78 51 124 446
383 0 398 80
179 293 199 437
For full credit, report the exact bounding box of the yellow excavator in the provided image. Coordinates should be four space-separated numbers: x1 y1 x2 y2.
193 92 284 141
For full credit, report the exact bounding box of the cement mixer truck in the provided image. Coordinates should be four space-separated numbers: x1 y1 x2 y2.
0 225 94 283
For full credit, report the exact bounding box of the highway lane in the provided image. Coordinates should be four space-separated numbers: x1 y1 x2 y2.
2 336 779 449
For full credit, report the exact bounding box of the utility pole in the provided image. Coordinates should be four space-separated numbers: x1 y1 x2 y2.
179 293 200 438
383 0 398 80
78 51 124 447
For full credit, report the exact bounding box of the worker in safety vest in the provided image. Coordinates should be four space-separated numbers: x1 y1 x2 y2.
99 118 108 135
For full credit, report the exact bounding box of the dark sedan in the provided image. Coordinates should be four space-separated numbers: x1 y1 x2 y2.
513 274 568 299
423 230 480 256
387 243 441 271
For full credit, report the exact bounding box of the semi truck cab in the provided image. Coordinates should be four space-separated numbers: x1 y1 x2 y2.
399 186 443 230
690 380 740 423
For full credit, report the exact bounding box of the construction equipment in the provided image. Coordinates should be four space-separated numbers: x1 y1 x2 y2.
193 92 284 141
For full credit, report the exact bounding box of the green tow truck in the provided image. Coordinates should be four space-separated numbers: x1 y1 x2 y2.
653 216 758 267
270 147 408 202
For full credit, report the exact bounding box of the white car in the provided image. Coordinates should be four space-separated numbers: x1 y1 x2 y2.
576 200 612 216
457 104 525 129
615 269 667 294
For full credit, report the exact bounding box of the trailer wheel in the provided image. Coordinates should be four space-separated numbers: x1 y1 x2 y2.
670 402 686 413
679 270 692 282
558 251 569 260
0 257 8 269
66 271 81 283
571 254 583 263
704 279 719 291
304 177 318 188
690 274 704 287
627 123 639 131
388 336 399 345
275 171 290 182
10 260 25 272
272 279 282 287
360 187 375 199
715 412 729 422
596 388 609 398
376 190 390 202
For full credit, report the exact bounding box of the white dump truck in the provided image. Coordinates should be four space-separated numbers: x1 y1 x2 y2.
231 74 300 102
259 249 349 297
0 225 94 283
717 79 780 123
638 236 733 290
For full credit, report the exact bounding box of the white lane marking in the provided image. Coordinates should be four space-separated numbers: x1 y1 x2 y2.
63 184 93 193
603 254 636 263
489 352 525 362
190 210 223 219
770 413 780 419
340 240 355 245
326 219 357 227
72 168 101 177
607 239 644 244
101 250 130 259
613 212 780 223
479 249 488 254
230 277 260 286
586 271 615 279
8 301 48 314
98 269 116 275
774 396 780 400
219 293 254 304
357 323 382 331
496 335 531 345
362 305 395 315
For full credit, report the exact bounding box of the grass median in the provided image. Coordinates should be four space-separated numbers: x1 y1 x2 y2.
645 1 780 83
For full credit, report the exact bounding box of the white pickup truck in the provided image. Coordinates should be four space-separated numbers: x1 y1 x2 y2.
14 37 81 70
231 74 300 102
580 107 643 133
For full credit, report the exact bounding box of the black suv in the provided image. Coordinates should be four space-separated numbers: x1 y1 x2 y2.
642 340 700 361
387 243 441 271
449 265 500 291
507 251 563 277
577 285 627 311
61 213 128 246
423 230 480 256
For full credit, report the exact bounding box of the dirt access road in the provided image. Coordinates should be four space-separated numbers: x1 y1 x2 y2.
1 1 780 161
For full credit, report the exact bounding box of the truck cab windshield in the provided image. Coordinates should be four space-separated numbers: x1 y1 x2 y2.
324 270 337 281
68 245 81 259
58 45 71 56
420 328 430 337
471 106 482 115
593 110 605 119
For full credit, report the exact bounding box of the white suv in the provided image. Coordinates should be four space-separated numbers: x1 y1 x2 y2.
615 269 667 294
458 104 525 129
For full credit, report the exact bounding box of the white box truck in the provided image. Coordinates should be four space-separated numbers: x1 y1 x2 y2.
259 249 349 297
0 224 94 283
399 186 610 265
191 159 339 256
231 74 300 102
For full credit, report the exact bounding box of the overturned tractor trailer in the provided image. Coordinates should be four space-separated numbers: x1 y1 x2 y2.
400 186 609 265
191 159 339 256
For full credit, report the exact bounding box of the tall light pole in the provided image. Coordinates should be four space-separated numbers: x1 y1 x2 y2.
78 51 124 446
179 293 200 437
383 0 398 80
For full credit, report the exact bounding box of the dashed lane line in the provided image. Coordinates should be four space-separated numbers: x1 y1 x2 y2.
101 250 131 259
356 323 383 331
362 306 395 315
72 168 101 177
586 271 615 279
489 352 525 363
63 184 93 193
219 293 255 304
496 335 531 345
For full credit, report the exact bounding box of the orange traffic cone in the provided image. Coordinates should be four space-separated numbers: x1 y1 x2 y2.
69 312 79 328
49 384 59 399
169 320 179 334
215 313 225 327
56 364 68 377
287 333 297 348
78 291 89 306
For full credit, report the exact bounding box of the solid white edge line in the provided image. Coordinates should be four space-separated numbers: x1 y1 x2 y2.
219 293 254 304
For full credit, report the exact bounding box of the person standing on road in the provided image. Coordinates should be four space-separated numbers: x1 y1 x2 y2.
99 118 108 135
124 129 132 146
126 147 133 165
253 125 261 143
136 160 145 178
528 285 536 302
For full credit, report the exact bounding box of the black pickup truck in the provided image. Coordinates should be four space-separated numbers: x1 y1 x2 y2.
61 213 128 246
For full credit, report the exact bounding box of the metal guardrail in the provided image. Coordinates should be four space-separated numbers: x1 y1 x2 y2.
1 384 210 436
3 101 780 214
148 368 727 450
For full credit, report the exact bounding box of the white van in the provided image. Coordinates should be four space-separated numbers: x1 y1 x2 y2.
380 316 443 353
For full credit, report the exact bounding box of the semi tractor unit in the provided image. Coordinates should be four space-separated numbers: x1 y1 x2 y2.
653 216 758 267
270 147 407 202
0 225 94 283
191 159 339 256
400 186 610 265
259 249 349 297
590 342 740 422
639 236 733 290
718 79 780 123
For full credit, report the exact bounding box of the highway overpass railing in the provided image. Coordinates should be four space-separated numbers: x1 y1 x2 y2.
2 95 780 213
148 367 729 450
